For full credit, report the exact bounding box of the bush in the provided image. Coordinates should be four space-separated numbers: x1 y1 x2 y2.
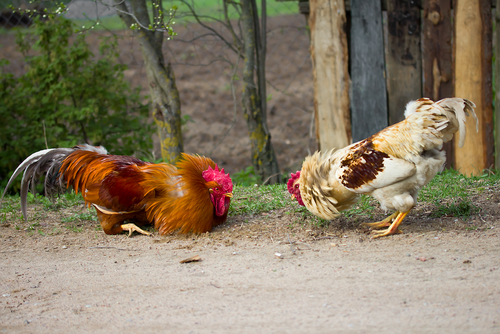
0 15 152 190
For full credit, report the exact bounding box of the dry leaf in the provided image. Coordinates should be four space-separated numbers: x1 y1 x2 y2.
180 255 202 263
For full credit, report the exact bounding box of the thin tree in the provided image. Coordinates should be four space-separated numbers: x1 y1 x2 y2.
181 0 281 184
112 0 183 163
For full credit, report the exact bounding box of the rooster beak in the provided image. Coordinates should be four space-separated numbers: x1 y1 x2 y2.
224 192 233 198
291 194 296 200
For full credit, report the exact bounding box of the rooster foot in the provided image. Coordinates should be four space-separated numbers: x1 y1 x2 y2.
363 211 399 229
370 211 409 239
121 223 152 237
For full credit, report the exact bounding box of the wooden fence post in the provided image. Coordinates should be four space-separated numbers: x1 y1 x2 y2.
422 0 454 168
308 0 351 150
385 0 422 125
453 0 493 176
350 0 388 142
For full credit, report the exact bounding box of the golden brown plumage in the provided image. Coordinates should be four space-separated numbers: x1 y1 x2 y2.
2 145 233 236
288 98 477 238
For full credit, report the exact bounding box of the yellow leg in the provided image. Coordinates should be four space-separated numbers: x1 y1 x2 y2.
363 211 399 229
120 223 152 237
371 211 410 239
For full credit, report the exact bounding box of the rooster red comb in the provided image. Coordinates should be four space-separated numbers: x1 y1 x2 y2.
287 171 301 194
202 165 233 193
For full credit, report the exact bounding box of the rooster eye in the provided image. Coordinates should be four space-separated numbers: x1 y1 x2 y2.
215 187 219 191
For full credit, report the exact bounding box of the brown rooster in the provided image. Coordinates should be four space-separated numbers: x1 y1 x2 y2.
2 145 233 236
288 98 477 238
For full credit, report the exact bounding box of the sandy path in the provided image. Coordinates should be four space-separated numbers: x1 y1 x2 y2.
1 222 499 333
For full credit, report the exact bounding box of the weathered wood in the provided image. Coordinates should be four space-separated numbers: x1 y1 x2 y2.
349 0 387 142
422 0 454 168
385 0 422 125
495 0 500 168
453 0 493 175
309 0 351 150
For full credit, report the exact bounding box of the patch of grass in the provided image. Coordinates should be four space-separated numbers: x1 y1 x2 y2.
229 184 289 216
0 196 21 214
232 166 260 186
343 195 376 218
67 0 297 32
61 211 98 224
420 169 498 218
65 225 83 233
420 169 500 202
430 199 480 218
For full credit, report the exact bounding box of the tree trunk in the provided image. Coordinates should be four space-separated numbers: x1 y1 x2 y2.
114 0 183 163
240 0 281 184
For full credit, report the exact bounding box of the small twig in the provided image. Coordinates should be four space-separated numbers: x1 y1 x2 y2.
312 236 335 240
287 233 296 255
0 249 19 253
210 282 221 289
42 120 48 149
88 246 138 251
262 173 280 186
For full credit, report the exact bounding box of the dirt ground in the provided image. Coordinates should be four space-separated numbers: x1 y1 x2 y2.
1 185 500 333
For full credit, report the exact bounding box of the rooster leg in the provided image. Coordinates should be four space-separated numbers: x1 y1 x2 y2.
120 223 151 237
371 211 409 239
363 211 399 229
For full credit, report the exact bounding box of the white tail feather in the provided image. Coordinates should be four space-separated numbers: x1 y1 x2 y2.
436 98 478 148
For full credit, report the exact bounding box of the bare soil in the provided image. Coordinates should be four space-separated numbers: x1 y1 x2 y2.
1 186 500 333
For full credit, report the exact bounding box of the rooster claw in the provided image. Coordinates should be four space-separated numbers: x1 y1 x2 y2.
363 212 399 230
121 223 152 237
369 211 409 239
370 228 403 239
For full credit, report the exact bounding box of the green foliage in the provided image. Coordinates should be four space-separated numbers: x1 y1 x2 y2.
229 183 289 216
431 199 480 218
0 16 152 190
232 166 260 186
61 210 98 223
343 195 376 218
420 169 500 201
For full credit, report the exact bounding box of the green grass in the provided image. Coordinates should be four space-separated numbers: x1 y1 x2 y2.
60 211 98 224
228 183 289 216
69 0 298 31
419 169 499 217
1 169 497 233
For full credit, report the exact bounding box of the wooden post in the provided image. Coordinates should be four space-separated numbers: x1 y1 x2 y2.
453 0 493 175
308 0 351 150
495 0 500 168
385 0 422 125
350 0 388 142
422 0 454 168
